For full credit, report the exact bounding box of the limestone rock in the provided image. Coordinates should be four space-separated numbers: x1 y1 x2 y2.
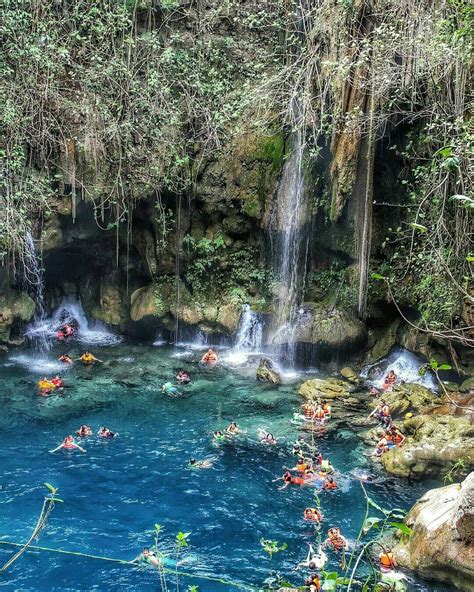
130 285 160 321
256 357 281 384
0 290 35 343
90 284 128 326
299 377 351 400
381 414 474 478
393 473 474 590
340 366 360 383
311 308 367 350
372 383 439 418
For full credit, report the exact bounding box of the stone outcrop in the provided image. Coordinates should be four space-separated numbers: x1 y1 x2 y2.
256 357 281 384
394 473 474 591
299 377 351 400
381 414 474 478
0 290 35 344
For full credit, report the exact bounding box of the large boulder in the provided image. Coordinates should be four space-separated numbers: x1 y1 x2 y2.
0 290 35 344
256 357 281 384
90 283 128 326
372 383 439 418
310 308 367 351
381 414 474 478
394 473 474 590
299 377 351 400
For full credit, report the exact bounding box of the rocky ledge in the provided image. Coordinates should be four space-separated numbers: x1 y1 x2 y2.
394 472 474 591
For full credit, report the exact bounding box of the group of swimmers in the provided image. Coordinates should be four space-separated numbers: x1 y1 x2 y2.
38 375 64 395
50 426 116 453
298 400 331 424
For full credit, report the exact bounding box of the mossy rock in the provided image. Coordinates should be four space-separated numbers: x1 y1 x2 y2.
299 377 351 400
311 308 367 349
381 414 474 478
90 283 128 326
0 291 35 343
371 383 439 418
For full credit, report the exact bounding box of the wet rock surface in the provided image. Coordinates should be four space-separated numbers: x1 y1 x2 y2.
256 357 281 384
394 473 474 591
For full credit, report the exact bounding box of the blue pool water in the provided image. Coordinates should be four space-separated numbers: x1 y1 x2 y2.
0 342 453 591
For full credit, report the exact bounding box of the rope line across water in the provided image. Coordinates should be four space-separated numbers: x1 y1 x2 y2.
0 541 258 590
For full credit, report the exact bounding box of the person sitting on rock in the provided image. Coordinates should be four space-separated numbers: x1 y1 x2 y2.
388 426 405 447
383 370 397 391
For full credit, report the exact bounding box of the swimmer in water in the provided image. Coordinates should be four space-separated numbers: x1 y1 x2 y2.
304 507 323 523
58 354 73 365
294 542 328 571
226 421 241 435
98 426 116 438
50 435 86 453
201 348 218 365
258 429 277 445
76 425 93 437
351 469 376 483
188 458 215 469
176 370 190 384
78 351 103 365
213 430 225 442
131 547 161 567
324 527 349 552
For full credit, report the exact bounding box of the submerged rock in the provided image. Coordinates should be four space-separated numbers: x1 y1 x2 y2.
394 473 474 591
381 414 474 478
299 377 351 400
256 357 281 384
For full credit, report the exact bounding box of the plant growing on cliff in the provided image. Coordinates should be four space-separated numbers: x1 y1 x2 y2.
259 538 287 589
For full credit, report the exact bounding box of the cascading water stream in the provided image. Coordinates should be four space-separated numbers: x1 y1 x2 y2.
23 232 49 350
234 304 263 352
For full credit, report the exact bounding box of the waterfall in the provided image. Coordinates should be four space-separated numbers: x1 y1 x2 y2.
26 296 122 346
268 102 308 362
235 304 263 352
23 232 49 350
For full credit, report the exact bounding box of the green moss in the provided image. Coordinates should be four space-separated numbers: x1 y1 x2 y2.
257 134 285 171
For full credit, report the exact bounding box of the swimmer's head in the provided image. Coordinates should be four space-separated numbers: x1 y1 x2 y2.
189 458 196 465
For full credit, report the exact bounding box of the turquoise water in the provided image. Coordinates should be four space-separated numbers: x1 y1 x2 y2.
0 341 452 591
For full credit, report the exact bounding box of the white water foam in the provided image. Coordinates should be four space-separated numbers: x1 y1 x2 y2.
362 348 437 390
26 297 123 346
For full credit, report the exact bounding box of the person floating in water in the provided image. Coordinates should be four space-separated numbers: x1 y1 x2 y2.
98 426 116 438
324 527 349 552
188 458 215 469
383 370 397 391
131 547 161 567
258 429 277 445
226 421 241 435
50 435 86 453
213 430 225 442
161 381 179 396
38 377 56 395
323 476 337 490
176 370 190 384
201 348 218 365
304 507 323 523
78 351 102 365
51 375 64 389
77 425 93 437
294 542 328 571
58 354 73 365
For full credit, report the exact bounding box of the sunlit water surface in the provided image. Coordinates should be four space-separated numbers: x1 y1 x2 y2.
0 342 453 591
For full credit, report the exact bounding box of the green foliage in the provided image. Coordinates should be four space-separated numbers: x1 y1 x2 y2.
443 458 466 484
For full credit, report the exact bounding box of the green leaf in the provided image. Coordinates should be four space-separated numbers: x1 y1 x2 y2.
391 522 413 536
371 273 386 280
466 255 474 262
438 364 452 371
409 222 427 233
44 483 57 494
367 497 388 515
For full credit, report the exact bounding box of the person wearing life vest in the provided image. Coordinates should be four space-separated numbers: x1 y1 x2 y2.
302 402 315 420
291 458 312 473
325 527 348 551
304 572 321 592
389 426 406 446
201 348 218 365
50 435 86 453
382 369 398 391
77 425 92 437
322 401 331 417
58 354 73 365
51 375 64 389
304 507 322 522
131 547 161 567
78 351 102 365
98 426 116 439
319 459 334 475
379 551 396 572
323 476 337 490
274 471 306 489
64 324 74 338
314 404 326 422
176 369 190 384
38 378 56 395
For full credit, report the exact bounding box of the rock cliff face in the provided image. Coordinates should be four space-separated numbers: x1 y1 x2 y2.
394 473 474 591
